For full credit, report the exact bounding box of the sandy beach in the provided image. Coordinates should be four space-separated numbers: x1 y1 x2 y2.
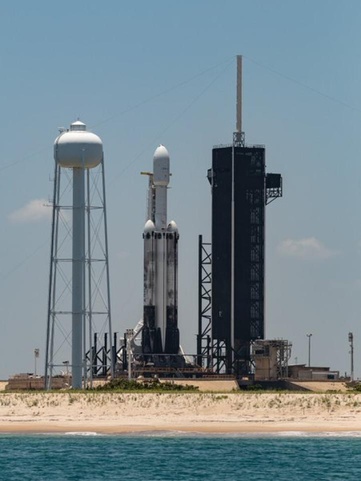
0 391 361 434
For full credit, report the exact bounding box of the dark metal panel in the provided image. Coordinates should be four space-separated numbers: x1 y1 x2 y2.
210 146 267 374
211 147 232 341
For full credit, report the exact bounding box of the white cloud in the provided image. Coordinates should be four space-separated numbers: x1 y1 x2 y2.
8 198 51 223
278 237 336 260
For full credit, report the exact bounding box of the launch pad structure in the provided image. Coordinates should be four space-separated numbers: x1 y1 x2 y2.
197 56 283 377
91 56 284 383
41 56 288 388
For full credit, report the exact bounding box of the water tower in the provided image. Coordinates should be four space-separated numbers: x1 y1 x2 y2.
44 120 113 389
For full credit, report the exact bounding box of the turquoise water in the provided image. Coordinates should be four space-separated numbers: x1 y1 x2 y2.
1 433 361 480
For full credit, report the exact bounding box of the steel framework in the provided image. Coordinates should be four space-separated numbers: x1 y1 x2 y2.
200 144 282 377
196 236 231 374
86 332 119 378
197 235 212 369
198 54 283 377
44 159 113 389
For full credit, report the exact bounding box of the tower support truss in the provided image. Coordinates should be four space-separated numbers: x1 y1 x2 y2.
197 235 212 369
45 159 113 389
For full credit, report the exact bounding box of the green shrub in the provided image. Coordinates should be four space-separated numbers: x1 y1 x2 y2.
95 378 198 392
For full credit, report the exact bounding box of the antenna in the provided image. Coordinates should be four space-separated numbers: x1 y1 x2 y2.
236 55 242 133
233 55 245 146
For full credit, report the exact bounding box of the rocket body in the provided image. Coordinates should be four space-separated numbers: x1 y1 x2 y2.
142 146 180 355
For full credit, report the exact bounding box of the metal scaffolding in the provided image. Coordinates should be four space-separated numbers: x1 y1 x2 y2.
197 235 212 369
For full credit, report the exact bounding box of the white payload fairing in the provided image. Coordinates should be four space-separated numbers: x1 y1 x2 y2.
142 145 180 355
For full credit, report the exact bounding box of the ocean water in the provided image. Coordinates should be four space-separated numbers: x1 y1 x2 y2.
1 433 361 480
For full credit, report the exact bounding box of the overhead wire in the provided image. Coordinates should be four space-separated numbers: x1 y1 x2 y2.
3 53 359 281
108 57 234 186
2 55 360 175
0 239 49 282
243 54 361 114
90 55 235 129
0 56 235 174
0 57 234 281
0 146 49 173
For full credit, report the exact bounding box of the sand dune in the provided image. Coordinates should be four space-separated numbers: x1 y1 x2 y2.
0 392 361 434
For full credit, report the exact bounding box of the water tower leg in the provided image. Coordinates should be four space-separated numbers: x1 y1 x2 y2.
45 163 60 390
72 167 85 389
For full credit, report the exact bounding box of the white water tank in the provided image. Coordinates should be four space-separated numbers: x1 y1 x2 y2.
54 120 103 169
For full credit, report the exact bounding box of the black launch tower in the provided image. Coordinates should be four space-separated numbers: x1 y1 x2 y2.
197 56 282 376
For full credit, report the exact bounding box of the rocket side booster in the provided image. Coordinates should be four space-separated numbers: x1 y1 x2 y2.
165 220 179 353
142 145 180 355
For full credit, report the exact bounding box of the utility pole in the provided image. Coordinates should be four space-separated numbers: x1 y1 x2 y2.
306 333 312 367
34 348 40 376
349 332 354 381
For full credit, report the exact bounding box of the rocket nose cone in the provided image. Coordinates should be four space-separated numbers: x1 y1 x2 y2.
144 219 155 233
153 144 170 161
167 220 178 234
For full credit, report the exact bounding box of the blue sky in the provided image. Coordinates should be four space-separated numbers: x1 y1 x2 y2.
1 0 361 379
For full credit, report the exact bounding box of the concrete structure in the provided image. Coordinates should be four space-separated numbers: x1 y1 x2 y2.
253 339 292 381
288 364 340 381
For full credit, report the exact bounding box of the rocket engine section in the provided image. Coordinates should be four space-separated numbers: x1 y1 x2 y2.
142 146 180 355
165 220 179 353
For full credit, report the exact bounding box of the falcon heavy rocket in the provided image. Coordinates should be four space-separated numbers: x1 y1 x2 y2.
142 145 180 355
